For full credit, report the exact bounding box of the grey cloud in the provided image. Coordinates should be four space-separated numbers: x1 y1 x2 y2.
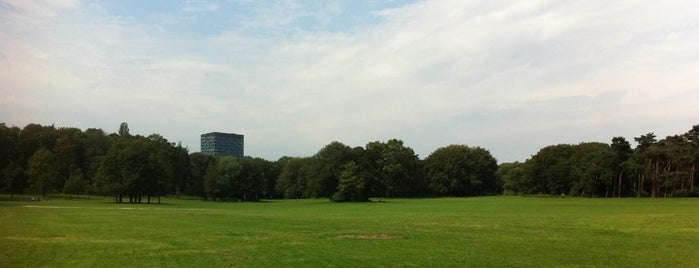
1 0 697 162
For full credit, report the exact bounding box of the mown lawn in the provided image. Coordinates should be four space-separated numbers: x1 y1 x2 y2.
1 195 698 267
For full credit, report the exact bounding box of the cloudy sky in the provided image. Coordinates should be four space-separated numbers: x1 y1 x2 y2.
1 0 698 162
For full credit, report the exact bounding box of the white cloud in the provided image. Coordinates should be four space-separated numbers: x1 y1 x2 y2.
1 0 698 161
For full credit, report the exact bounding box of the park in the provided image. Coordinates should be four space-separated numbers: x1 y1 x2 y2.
1 195 698 267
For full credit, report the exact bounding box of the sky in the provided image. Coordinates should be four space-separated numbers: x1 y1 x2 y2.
1 0 698 162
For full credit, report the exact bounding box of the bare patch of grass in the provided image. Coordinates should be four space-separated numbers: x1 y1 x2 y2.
335 234 401 240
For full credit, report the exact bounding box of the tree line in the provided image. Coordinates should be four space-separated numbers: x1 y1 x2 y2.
0 122 499 202
498 125 699 197
2 122 697 202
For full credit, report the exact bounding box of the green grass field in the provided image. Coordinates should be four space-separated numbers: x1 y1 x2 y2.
1 195 698 267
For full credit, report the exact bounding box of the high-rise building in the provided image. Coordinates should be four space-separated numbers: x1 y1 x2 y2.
201 132 244 157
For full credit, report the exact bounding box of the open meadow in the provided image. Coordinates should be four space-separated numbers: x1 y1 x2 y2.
1 195 698 267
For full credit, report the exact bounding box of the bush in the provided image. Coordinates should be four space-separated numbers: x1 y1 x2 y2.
671 189 690 197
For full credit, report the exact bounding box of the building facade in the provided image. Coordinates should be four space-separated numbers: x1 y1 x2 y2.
201 132 244 157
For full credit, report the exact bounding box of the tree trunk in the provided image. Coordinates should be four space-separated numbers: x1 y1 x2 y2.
617 172 623 197
691 165 695 190
638 173 645 198
651 159 660 198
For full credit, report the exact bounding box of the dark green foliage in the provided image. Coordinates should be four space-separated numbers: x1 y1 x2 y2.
424 145 499 196
2 121 698 200
360 139 425 197
2 162 25 198
204 156 242 201
95 136 167 203
188 152 212 196
497 162 525 195
118 122 130 137
568 143 614 197
275 157 313 199
237 157 273 201
610 137 633 197
307 141 355 198
63 165 87 198
332 161 369 202
27 148 60 197
0 124 21 176
502 126 699 198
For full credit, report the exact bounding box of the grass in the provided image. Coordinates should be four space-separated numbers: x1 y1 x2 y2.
1 195 698 267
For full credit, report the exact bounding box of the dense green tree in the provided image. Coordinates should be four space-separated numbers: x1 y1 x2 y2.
27 148 60 197
204 156 242 201
188 153 212 197
63 164 87 198
6 121 699 200
497 162 526 195
19 124 58 166
170 143 192 198
424 145 498 196
568 143 613 197
649 135 694 197
275 157 313 199
632 133 657 197
610 137 633 197
82 128 109 188
118 122 130 137
146 135 191 198
94 139 128 202
307 141 355 198
0 124 21 176
94 136 165 203
263 158 283 199
54 128 86 190
684 125 699 191
531 145 577 195
2 161 25 198
332 161 369 202
237 157 273 201
360 139 424 197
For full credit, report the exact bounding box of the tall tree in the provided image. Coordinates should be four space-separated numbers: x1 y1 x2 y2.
610 137 633 197
188 152 212 197
94 139 128 202
497 162 526 195
360 139 424 197
204 156 242 201
275 157 312 199
332 161 369 202
516 144 576 195
3 161 25 198
568 143 613 197
0 124 21 175
54 127 86 190
27 148 60 198
237 157 272 201
632 133 657 197
118 122 130 137
684 125 699 191
424 145 498 196
63 164 87 198
307 141 355 198
83 128 109 191
19 124 58 166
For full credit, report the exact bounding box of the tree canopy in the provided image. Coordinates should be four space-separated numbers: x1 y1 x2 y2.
1 122 698 201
